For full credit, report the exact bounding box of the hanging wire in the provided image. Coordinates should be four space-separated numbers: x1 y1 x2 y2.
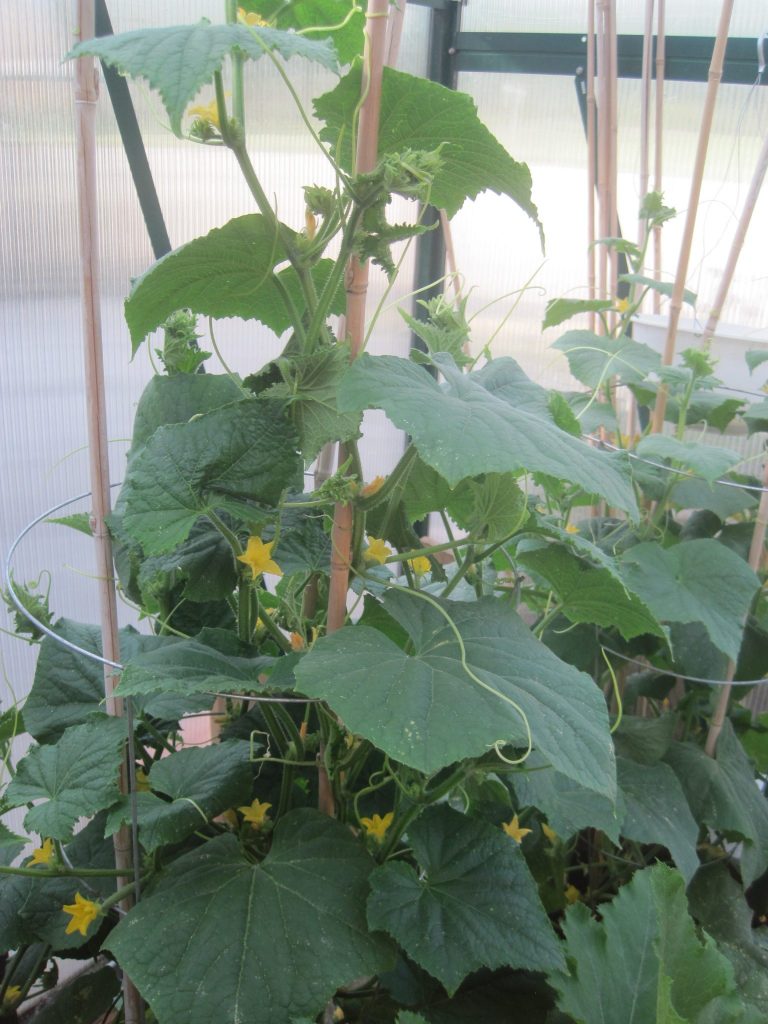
600 644 768 687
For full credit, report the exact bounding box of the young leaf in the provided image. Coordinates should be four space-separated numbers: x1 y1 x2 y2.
130 373 244 452
241 0 364 64
619 539 760 661
105 741 253 852
635 434 739 484
121 399 301 555
6 719 127 841
542 297 614 331
265 344 362 461
549 864 740 1024
619 272 696 307
552 329 660 387
743 397 768 436
315 66 542 232
616 757 700 884
106 812 395 1024
745 349 768 374
116 628 274 697
68 23 338 136
664 722 768 888
296 592 617 799
337 353 638 517
367 805 563 994
125 216 344 351
516 542 665 641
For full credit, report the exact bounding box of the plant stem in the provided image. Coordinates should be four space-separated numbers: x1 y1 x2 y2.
0 864 134 879
225 0 245 128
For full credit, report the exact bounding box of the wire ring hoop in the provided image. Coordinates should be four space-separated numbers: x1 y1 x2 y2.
5 449 766 693
3 486 320 703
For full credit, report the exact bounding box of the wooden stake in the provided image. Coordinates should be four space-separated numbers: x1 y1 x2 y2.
653 0 666 313
73 3 144 1022
700 129 768 349
327 0 391 638
587 0 597 329
607 0 619 304
638 0 655 259
651 0 735 433
705 461 768 756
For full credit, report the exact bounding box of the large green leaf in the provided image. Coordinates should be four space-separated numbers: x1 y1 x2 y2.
510 752 622 843
367 806 563 994
242 0 364 64
516 541 665 641
69 23 338 135
121 399 300 554
549 864 741 1024
296 592 616 798
137 517 238 603
22 621 211 742
619 540 760 660
26 964 121 1024
635 435 739 484
664 722 768 888
6 719 126 840
130 373 244 451
669 477 758 518
125 216 343 349
105 741 253 852
552 329 660 387
0 816 116 954
106 812 394 1024
337 353 637 516
315 66 541 228
688 864 768 1020
617 757 700 884
116 628 273 697
266 344 362 461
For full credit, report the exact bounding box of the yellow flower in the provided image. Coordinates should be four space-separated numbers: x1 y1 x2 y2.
290 632 305 651
542 823 558 845
238 798 272 829
616 297 631 315
364 537 392 565
1 986 22 1008
360 812 394 843
237 537 282 579
564 523 579 534
238 8 269 25
333 1008 345 1022
305 208 317 240
502 815 532 844
29 837 55 867
187 98 220 128
361 475 386 498
135 769 151 792
62 892 101 937
564 884 581 904
407 555 431 575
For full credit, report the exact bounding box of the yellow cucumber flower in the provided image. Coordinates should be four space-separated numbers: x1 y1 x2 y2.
360 812 394 843
361 475 386 498
237 536 282 579
364 537 392 565
1 985 22 1008
29 837 55 867
238 8 269 25
616 296 631 314
407 555 431 575
187 98 220 128
238 798 272 829
502 814 532 844
541 823 558 845
62 892 101 937
565 883 582 904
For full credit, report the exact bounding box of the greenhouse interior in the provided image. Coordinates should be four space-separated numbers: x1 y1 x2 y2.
2 0 768 1021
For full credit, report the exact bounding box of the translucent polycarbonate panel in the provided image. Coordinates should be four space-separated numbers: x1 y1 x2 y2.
1 1 430 718
461 0 768 38
450 69 768 391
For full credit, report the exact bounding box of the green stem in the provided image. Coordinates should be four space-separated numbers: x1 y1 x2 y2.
238 582 253 643
533 603 564 638
440 548 475 599
252 589 292 653
0 864 133 879
225 0 245 128
304 204 366 352
207 509 242 556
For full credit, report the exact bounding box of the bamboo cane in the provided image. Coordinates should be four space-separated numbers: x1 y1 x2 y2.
607 0 619 304
704 461 768 757
653 0 666 313
699 128 768 350
327 0 392 639
73 3 144 1022
651 0 735 433
596 1 610 310
587 0 597 329
638 0 655 257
